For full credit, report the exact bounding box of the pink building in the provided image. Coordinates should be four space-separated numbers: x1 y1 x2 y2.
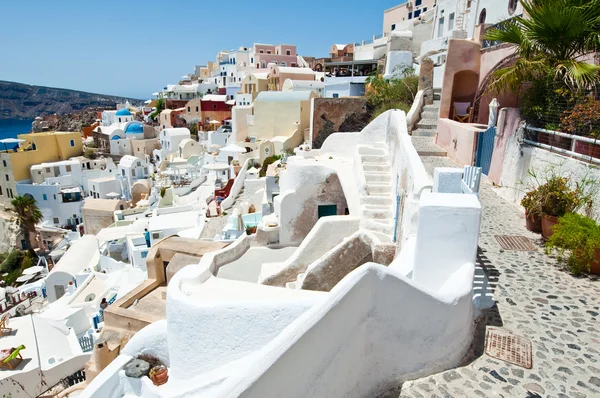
254 44 299 68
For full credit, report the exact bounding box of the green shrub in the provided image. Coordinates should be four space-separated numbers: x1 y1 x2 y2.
84 148 97 160
546 213 600 275
0 250 24 274
259 155 281 177
160 187 167 198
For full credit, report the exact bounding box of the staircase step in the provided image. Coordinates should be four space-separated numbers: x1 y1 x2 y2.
411 136 447 157
411 129 437 137
364 173 391 183
423 105 440 111
416 119 437 129
362 208 393 219
433 93 441 101
362 219 394 236
360 195 394 206
366 183 392 195
421 111 439 119
362 163 388 172
361 155 387 164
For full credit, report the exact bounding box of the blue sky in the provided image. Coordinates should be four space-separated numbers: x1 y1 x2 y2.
0 0 402 99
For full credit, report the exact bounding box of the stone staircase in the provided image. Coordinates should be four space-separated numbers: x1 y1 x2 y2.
358 148 395 238
411 89 446 156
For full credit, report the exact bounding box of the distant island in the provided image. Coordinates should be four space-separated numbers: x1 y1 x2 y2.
0 80 143 120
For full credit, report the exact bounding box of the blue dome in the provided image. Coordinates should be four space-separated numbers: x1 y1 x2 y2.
125 122 144 134
115 108 132 116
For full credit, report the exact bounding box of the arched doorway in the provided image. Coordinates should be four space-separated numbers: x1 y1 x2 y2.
451 70 480 121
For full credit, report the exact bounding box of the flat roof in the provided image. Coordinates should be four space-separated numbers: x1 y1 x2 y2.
325 59 378 66
148 210 203 231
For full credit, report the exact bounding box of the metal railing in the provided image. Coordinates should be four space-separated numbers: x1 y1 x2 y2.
78 335 94 352
481 15 522 49
524 126 600 165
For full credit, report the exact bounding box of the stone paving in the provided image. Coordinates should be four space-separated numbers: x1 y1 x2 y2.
395 156 600 398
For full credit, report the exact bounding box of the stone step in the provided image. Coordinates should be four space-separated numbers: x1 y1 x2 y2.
411 129 437 137
362 208 393 219
364 172 391 183
362 219 394 236
363 163 389 172
423 105 440 111
361 155 387 164
433 93 441 100
416 119 437 129
366 183 392 195
411 136 448 157
360 195 394 206
421 111 439 119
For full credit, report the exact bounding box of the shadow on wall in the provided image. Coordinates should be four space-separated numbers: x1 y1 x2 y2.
452 71 479 116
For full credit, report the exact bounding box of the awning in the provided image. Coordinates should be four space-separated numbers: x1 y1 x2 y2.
15 274 36 283
22 266 45 275
203 163 230 171
221 144 246 153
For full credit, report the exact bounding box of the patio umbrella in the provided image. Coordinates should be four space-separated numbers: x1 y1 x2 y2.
203 163 230 171
22 266 44 275
208 120 221 125
0 138 25 152
15 274 36 283
221 144 246 153
237 211 245 231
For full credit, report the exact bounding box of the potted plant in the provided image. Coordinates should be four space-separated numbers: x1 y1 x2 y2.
560 98 600 159
521 187 542 233
546 213 600 275
537 176 582 238
245 224 257 235
149 365 169 386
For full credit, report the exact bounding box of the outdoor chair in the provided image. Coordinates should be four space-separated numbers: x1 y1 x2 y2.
0 313 11 336
215 179 234 199
0 345 25 369
453 102 473 123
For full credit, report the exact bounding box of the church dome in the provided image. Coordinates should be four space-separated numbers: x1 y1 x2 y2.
125 122 144 134
116 108 132 116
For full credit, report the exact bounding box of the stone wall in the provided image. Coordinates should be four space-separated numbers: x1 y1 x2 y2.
311 98 371 149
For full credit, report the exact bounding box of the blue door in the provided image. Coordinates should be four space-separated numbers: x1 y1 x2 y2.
475 126 496 175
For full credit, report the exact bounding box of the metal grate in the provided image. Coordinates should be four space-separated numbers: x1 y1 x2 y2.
494 235 537 251
485 328 532 369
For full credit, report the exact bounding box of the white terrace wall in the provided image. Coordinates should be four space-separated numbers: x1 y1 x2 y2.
496 120 600 221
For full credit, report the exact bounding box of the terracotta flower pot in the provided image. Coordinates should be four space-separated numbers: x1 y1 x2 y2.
150 367 168 386
542 214 559 238
525 211 542 233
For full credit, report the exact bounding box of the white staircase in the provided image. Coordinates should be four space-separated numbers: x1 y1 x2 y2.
358 148 395 238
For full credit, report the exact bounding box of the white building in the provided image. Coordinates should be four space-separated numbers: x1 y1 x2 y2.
16 181 84 228
117 155 150 201
45 235 99 302
88 176 122 199
147 205 205 245
153 127 191 162
102 107 134 126
282 79 324 96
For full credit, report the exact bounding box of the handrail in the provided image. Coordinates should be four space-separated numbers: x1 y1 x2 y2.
524 125 600 165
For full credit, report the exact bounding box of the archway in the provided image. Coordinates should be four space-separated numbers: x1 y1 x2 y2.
451 71 480 121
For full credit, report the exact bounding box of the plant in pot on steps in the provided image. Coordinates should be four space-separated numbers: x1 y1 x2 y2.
521 187 543 233
149 364 169 386
545 213 600 275
537 176 582 238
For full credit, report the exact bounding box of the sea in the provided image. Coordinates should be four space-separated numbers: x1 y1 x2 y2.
0 118 33 140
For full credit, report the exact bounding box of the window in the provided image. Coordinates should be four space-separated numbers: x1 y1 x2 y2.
131 169 135 177
213 104 217 109
479 8 486 24
118 118 121 123
122 169 126 176
408 12 413 19
333 93 339 98
53 217 59 224
286 50 291 55
70 139 75 147
391 24 396 31
414 9 421 18
438 16 445 37
423 7 427 12
141 251 148 259
508 0 518 14
196 106 199 112
251 57 254 63
2 160 5 167
43 194 47 200
53 194 56 200
267 50 271 54
66 165 71 172
45 167 50 173
415 0 422 5
188 106 191 112
0 186 2 195
280 61 286 66
259 50 264 54
4 174 8 181
449 12 455 30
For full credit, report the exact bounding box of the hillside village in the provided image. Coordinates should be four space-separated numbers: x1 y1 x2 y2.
1 1 600 397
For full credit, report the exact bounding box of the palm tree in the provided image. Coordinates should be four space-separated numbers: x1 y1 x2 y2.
484 0 600 94
9 195 43 253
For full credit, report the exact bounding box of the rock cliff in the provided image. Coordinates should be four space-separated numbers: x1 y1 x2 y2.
0 80 141 120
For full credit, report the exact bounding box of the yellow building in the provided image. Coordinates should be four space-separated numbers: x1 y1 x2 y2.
247 91 315 155
240 72 269 102
0 131 82 206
